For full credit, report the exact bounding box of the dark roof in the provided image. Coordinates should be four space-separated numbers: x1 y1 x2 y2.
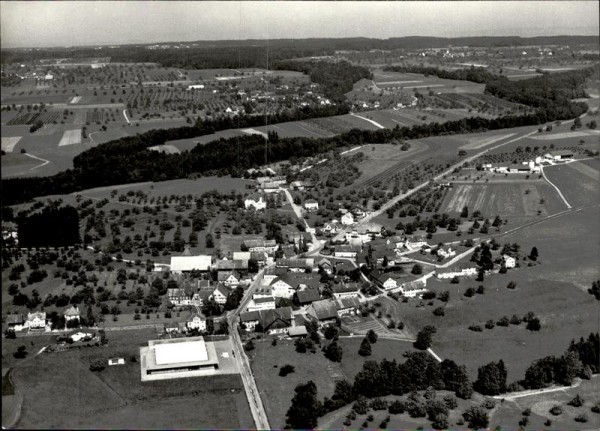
332 283 360 294
6 314 24 325
240 310 260 322
216 260 248 271
280 273 322 290
260 307 293 330
295 289 321 304
335 245 361 253
309 299 338 320
254 296 275 304
277 258 314 269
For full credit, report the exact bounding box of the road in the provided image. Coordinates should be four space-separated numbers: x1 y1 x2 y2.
227 268 271 430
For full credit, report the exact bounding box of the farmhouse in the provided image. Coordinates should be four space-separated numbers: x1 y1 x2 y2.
544 150 574 161
233 251 251 261
246 296 276 312
187 314 207 332
170 255 212 273
243 239 278 253
140 336 220 381
263 266 288 282
403 236 429 250
304 199 319 211
276 258 315 272
341 213 355 226
240 307 293 334
293 288 321 306
437 247 456 259
331 282 361 299
64 306 80 322
317 258 334 274
27 311 46 330
334 245 361 258
187 84 205 90
436 263 478 279
168 288 192 306
6 314 25 331
503 254 517 269
216 259 248 272
269 277 296 299
217 270 241 287
244 193 267 210
307 298 361 324
399 280 428 298
240 311 260 331
211 283 231 304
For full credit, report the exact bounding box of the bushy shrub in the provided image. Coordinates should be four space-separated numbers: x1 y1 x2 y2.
568 394 584 407
388 400 405 414
549 405 563 416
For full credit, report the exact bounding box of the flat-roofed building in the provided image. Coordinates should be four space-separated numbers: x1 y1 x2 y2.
140 336 220 381
170 255 212 273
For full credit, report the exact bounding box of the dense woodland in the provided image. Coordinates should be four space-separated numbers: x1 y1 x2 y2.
16 205 81 248
2 35 597 66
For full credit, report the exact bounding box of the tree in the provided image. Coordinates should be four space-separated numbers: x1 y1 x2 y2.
324 325 339 340
279 364 295 377
529 246 538 261
462 406 489 429
205 233 214 248
358 338 372 356
414 325 436 350
325 341 343 362
13 345 28 359
285 381 321 429
526 317 541 331
366 329 378 344
441 359 473 399
474 360 507 395
411 264 423 275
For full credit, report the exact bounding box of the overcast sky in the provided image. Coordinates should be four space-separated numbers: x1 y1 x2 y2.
1 1 598 49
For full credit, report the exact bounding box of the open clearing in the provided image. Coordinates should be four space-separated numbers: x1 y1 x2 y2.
147 144 181 154
529 130 600 140
460 133 516 150
1 136 22 152
543 161 600 208
57 129 82 147
8 329 252 429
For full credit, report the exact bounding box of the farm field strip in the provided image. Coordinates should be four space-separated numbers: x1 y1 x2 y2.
69 96 82 104
57 129 82 147
567 160 599 181
529 130 600 140
460 133 516 150
1 137 21 152
349 112 385 129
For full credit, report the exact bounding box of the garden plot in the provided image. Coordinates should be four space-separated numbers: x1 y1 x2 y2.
1 136 21 152
58 129 82 146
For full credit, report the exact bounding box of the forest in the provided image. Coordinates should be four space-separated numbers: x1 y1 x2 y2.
16 205 81 248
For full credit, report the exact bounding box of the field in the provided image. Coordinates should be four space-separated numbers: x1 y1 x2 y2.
371 70 486 94
439 181 567 222
249 336 419 428
6 329 253 429
1 136 21 153
544 159 600 208
57 129 82 147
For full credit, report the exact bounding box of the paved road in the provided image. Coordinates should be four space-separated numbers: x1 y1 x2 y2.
227 268 271 430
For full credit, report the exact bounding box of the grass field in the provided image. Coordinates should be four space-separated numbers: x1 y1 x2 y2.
249 336 419 428
57 129 82 147
8 329 253 429
544 160 600 208
1 136 21 152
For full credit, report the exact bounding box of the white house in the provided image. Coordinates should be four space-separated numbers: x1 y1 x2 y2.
399 281 428 298
211 283 230 304
544 150 574 162
304 199 319 211
436 264 477 279
244 193 267 211
187 314 207 332
437 247 456 259
334 245 361 258
69 330 95 343
341 213 355 226
27 311 46 330
187 84 205 90
170 255 212 273
380 276 400 291
217 270 241 287
64 306 80 322
404 236 429 250
270 277 295 299
247 296 276 312
503 254 516 269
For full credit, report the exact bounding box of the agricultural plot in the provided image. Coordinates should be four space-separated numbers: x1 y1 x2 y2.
529 130 600 141
440 182 566 220
256 121 334 139
6 111 62 126
1 136 21 152
460 132 516 150
543 160 600 208
371 69 486 94
57 129 82 147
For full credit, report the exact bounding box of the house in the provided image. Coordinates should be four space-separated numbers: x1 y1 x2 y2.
69 330 96 343
167 288 192 306
403 236 429 250
288 326 308 337
503 254 516 269
317 258 334 274
187 84 205 90
211 283 231 304
436 263 478 279
437 247 456 259
247 296 276 312
217 270 241 287
6 314 25 331
244 239 278 254
281 273 322 291
335 297 361 316
27 311 46 330
323 223 340 234
304 199 319 211
352 207 367 219
294 288 321 306
378 275 401 291
269 277 295 299
331 283 361 299
170 255 212 273
217 259 249 272
240 310 261 331
262 182 280 193
244 193 267 210
263 266 288 282
64 306 80 322
544 150 574 161
290 181 305 191
187 314 207 332
307 300 339 325
341 213 355 225
277 258 314 273
250 251 269 267
233 252 251 261
164 322 180 334
334 245 361 258
399 280 428 298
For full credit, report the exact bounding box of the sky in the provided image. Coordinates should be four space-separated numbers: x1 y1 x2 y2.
1 1 598 49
